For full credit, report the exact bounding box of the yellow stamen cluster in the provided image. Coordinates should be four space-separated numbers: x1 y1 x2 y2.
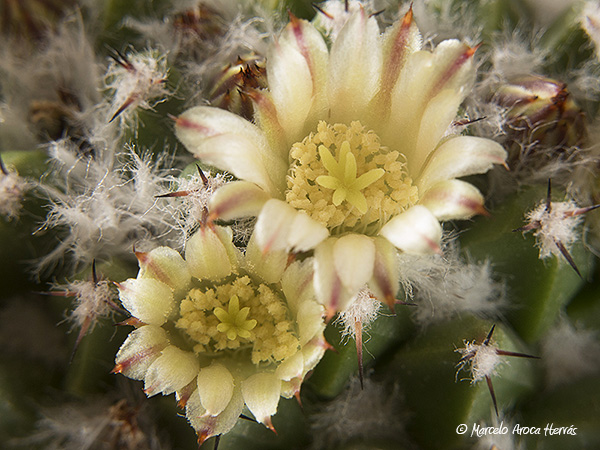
177 276 299 365
286 121 418 234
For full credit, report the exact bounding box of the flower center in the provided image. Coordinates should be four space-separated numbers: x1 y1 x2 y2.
286 121 418 234
176 276 299 365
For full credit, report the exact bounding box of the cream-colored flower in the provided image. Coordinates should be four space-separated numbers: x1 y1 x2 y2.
175 7 507 313
113 227 326 443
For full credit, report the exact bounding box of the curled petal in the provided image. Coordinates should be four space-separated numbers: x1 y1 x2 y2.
241 372 282 426
118 278 174 326
379 205 442 254
209 181 271 222
144 346 199 397
175 107 286 196
419 179 486 220
416 136 507 192
196 363 235 416
114 325 169 379
185 226 238 281
333 234 375 294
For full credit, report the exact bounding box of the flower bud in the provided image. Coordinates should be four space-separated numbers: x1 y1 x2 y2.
495 75 586 168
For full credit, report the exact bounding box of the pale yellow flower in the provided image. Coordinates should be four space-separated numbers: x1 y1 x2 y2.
113 227 326 442
175 7 507 313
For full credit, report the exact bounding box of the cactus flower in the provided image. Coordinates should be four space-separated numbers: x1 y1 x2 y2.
113 226 326 443
175 7 506 314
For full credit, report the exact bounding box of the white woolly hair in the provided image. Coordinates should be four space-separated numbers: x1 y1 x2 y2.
0 168 28 220
397 246 505 326
0 12 102 151
123 0 273 104
34 139 178 275
103 49 171 126
309 374 409 450
155 169 229 248
52 278 117 335
456 340 503 383
13 389 167 450
334 287 383 343
525 199 584 259
541 318 600 388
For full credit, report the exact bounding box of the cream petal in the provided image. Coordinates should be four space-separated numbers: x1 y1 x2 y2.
296 300 326 346
379 205 442 254
118 278 174 326
245 230 288 284
416 136 507 192
412 88 466 174
137 246 191 295
281 258 315 316
301 340 327 374
328 9 382 124
268 35 313 144
247 89 287 156
385 40 476 170
196 363 235 416
333 234 375 294
275 351 305 381
254 199 328 253
287 210 329 252
314 238 354 312
186 387 244 442
208 181 271 222
419 179 486 220
254 199 297 252
175 107 286 196
368 237 400 309
279 15 329 133
114 325 168 380
144 346 199 397
185 226 238 281
371 6 421 119
241 372 282 425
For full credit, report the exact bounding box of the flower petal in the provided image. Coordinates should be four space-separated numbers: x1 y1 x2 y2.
241 372 282 425
371 5 422 118
208 181 271 222
254 199 328 252
333 234 375 294
245 230 288 284
137 246 191 295
369 237 400 310
185 226 238 281
196 363 235 416
296 300 326 346
144 346 199 397
118 278 174 325
329 9 382 124
419 179 486 220
277 15 329 139
314 237 354 312
275 351 305 381
416 136 507 192
175 107 286 196
282 259 315 316
379 205 442 254
268 32 313 144
114 325 169 379
186 387 244 444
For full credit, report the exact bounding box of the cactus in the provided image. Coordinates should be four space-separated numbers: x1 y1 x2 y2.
1 1 600 449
